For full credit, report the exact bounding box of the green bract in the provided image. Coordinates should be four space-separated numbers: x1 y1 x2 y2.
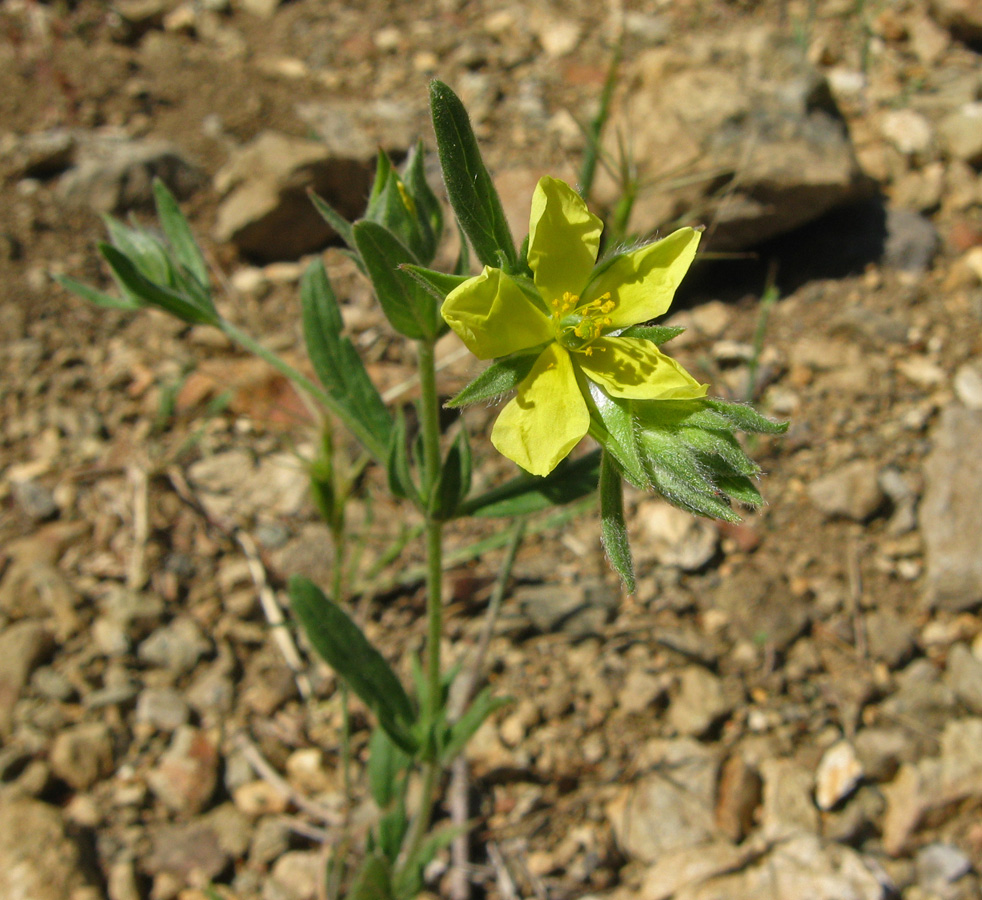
442 176 706 477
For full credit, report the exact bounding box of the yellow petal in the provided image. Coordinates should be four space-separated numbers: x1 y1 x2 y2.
577 338 708 400
583 227 701 328
491 344 590 476
528 177 602 304
442 266 553 359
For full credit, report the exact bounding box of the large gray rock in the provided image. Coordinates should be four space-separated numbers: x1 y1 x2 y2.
58 132 203 213
921 407 982 610
602 25 871 250
213 130 372 262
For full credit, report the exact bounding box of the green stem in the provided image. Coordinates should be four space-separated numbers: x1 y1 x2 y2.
219 320 388 464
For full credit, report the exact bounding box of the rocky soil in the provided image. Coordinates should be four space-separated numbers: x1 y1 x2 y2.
2 0 982 899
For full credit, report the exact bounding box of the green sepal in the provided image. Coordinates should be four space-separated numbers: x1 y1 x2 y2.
616 325 687 345
458 449 601 518
584 380 648 489
353 221 439 339
679 425 759 477
300 259 392 459
429 427 472 520
98 243 221 326
429 80 516 269
446 352 539 408
705 398 789 434
599 451 635 593
102 216 173 287
288 576 418 754
715 474 764 507
152 178 209 289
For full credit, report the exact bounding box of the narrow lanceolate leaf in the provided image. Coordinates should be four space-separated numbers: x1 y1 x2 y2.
53 274 142 311
348 853 395 900
99 243 220 326
367 727 411 809
441 686 512 763
459 449 601 518
399 264 470 304
447 353 539 407
288 576 418 753
103 216 172 286
353 221 438 339
308 189 356 251
403 141 443 264
599 451 635 593
386 410 421 505
428 426 472 520
429 80 516 270
300 259 392 458
152 178 210 289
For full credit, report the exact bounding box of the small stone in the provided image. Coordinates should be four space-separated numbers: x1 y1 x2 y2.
266 850 321 900
136 688 191 731
854 728 914 782
667 666 732 737
147 726 219 815
815 740 864 810
883 208 939 274
233 780 288 817
881 109 934 156
10 479 58 521
760 757 819 838
953 359 982 409
715 753 763 842
49 722 114 791
0 793 98 900
808 459 885 521
637 500 720 570
865 609 917 669
138 617 211 674
938 103 982 166
0 621 54 737
946 642 982 714
249 817 292 865
618 668 668 715
916 843 972 894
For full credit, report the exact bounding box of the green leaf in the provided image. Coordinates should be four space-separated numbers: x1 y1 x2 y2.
398 264 470 304
447 353 538 407
99 243 220 326
53 273 142 311
300 259 392 457
429 426 472 520
441 686 512 763
393 822 466 900
680 426 759 477
429 80 516 270
599 451 635 593
616 324 687 345
403 141 443 264
460 449 601 518
288 576 418 753
378 799 409 865
353 221 438 339
349 853 395 900
386 409 421 505
103 216 173 287
368 726 412 809
152 178 209 289
308 189 356 251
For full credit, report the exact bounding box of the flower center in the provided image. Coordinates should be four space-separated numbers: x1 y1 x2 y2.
550 292 615 354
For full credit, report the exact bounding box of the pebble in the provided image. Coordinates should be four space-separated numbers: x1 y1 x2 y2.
760 757 819 838
938 103 982 165
138 617 211 674
147 726 220 815
808 459 885 521
945 642 982 714
10 478 59 521
667 666 731 737
233 780 289 817
49 722 114 791
266 850 322 900
636 500 720 571
915 843 972 894
135 687 191 731
953 359 982 409
0 621 54 737
714 753 762 842
881 109 934 156
815 739 864 810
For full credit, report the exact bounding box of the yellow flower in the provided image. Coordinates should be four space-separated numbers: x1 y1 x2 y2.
442 176 707 476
